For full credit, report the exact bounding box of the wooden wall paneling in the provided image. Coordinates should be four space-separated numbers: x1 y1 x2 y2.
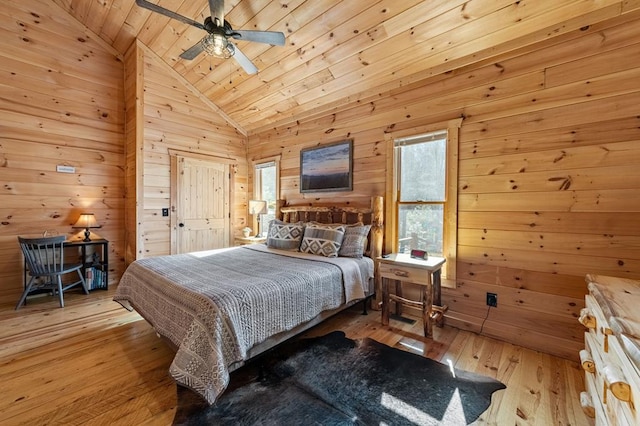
458 244 638 279
0 0 122 61
625 0 640 12
458 211 640 236
0 82 123 132
239 0 518 123
247 8 640 136
299 72 544 139
138 43 246 134
458 228 640 261
446 310 583 361
0 139 124 176
459 189 640 212
460 165 640 194
248 11 640 359
49 0 640 136
460 140 640 177
245 1 625 130
248 60 543 142
545 41 640 88
466 66 640 125
459 116 640 160
455 261 588 299
2 0 639 360
0 0 125 305
462 91 640 141
131 42 247 258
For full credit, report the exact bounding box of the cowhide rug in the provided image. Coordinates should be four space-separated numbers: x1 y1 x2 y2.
173 331 506 425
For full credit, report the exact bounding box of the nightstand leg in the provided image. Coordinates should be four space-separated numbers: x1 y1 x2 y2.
382 278 390 326
395 279 403 316
422 279 434 338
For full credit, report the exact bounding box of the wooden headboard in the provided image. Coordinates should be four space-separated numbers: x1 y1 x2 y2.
275 196 384 262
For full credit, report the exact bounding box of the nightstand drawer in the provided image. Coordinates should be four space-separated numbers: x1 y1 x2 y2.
379 263 429 285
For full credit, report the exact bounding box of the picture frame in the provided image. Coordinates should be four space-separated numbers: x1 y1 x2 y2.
300 139 353 193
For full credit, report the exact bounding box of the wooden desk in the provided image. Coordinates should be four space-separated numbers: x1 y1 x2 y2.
21 239 109 302
64 239 109 290
378 253 446 338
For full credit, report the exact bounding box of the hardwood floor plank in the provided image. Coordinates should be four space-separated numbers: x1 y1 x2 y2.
0 289 592 425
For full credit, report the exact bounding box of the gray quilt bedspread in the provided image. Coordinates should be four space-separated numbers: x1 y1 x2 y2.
113 245 372 404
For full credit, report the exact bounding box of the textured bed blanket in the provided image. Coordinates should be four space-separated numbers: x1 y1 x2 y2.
113 246 372 404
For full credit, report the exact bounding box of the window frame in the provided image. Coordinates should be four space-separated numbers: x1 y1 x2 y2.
384 118 461 285
252 155 280 235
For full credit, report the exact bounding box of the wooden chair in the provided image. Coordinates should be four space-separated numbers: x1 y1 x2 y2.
16 235 89 310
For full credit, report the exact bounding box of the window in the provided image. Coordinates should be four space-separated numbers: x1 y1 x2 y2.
395 130 447 257
253 157 280 236
385 119 460 282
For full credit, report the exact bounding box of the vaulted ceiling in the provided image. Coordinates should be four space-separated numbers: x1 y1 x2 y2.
52 0 639 134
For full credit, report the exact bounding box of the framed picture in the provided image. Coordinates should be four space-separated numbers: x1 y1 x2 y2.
300 140 353 193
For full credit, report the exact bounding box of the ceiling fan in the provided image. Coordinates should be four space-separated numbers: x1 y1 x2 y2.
135 0 285 74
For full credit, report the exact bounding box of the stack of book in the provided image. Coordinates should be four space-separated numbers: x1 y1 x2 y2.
84 267 106 290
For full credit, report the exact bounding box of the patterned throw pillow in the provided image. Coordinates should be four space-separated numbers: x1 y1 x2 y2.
338 224 372 258
300 224 346 257
266 222 305 251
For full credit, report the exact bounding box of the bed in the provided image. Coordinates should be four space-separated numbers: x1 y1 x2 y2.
113 196 383 404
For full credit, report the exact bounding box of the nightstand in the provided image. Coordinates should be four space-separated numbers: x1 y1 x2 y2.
378 253 447 338
235 236 267 246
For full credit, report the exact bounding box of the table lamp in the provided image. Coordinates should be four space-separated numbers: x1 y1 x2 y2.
248 200 268 237
73 213 101 242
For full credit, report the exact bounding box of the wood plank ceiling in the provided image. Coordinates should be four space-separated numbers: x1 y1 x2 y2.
51 0 639 134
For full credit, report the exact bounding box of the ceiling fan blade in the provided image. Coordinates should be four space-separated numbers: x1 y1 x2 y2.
229 42 258 75
231 30 285 46
135 0 205 30
209 0 225 26
179 40 205 60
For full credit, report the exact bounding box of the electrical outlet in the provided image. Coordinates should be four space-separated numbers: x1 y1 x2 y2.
486 292 498 307
162 208 169 217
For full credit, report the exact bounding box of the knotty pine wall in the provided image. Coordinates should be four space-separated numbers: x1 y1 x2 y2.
124 41 248 260
0 0 248 306
248 13 640 359
0 0 125 306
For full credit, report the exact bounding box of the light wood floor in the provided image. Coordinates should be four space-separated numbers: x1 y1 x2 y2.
0 288 593 425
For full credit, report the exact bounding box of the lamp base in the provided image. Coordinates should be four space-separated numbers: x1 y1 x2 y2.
83 229 92 242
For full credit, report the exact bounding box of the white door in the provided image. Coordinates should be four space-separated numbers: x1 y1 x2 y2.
176 156 230 253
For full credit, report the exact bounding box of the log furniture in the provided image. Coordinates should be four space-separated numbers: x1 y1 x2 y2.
578 274 640 425
379 253 447 338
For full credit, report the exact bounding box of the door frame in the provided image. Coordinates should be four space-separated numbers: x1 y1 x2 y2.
168 148 237 254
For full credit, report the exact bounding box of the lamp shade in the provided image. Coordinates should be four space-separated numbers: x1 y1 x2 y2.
248 200 268 215
73 213 99 229
73 213 101 242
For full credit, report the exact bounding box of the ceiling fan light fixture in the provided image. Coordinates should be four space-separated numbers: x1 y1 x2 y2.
201 33 234 58
135 0 283 74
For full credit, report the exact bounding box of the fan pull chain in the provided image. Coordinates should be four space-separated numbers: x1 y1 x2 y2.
209 55 213 72
229 61 232 85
